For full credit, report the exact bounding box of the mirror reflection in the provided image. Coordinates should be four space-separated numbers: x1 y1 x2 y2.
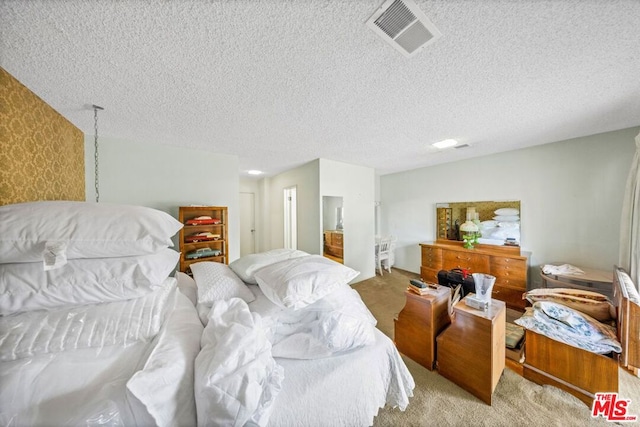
436 200 521 247
322 196 344 263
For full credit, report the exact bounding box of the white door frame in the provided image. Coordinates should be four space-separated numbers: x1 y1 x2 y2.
284 186 297 249
239 192 256 256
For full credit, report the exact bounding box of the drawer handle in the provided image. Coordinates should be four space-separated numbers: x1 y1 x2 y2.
456 255 471 261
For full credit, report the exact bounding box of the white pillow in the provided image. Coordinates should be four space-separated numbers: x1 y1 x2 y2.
493 215 520 222
190 261 255 306
494 208 519 216
254 255 360 310
229 248 309 284
0 201 183 263
498 221 520 229
175 271 198 306
480 220 499 228
0 248 180 315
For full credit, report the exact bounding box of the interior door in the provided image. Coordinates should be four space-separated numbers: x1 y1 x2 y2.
240 192 255 256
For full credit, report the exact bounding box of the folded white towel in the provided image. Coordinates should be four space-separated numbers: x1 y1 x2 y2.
542 264 585 276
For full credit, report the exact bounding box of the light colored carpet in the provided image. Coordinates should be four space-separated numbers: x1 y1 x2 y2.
352 268 640 426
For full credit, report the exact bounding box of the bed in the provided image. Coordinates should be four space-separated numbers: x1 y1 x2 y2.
516 266 640 406
190 249 414 426
0 201 414 426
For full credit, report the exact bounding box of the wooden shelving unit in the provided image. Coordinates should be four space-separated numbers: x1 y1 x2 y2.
178 206 228 274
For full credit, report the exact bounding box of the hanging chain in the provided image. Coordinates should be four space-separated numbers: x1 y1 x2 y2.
93 105 103 203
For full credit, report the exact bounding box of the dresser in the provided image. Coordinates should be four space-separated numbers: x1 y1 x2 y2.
437 298 506 405
420 241 530 311
394 286 451 370
323 230 343 258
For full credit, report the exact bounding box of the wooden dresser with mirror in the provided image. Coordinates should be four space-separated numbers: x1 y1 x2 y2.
420 241 530 311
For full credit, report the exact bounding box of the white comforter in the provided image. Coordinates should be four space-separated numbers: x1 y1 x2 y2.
0 281 203 426
195 291 414 426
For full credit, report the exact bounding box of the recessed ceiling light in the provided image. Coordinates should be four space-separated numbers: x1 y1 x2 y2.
432 139 458 149
247 170 263 175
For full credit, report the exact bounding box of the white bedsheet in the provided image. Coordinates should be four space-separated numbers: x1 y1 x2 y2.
0 281 203 426
269 328 414 427
0 281 173 362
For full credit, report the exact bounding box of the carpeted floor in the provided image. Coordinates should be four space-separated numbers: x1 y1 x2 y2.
352 268 640 426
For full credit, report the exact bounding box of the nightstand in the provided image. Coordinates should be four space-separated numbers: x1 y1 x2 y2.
394 286 451 370
436 297 506 405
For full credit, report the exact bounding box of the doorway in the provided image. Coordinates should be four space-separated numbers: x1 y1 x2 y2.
239 192 255 256
284 186 297 250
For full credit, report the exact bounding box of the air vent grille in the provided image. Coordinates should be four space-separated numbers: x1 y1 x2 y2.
366 0 441 58
373 0 416 39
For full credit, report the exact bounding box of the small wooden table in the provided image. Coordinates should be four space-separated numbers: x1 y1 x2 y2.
394 286 451 370
540 264 613 299
437 297 506 405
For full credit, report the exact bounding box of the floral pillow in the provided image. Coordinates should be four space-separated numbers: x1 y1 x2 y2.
515 301 621 355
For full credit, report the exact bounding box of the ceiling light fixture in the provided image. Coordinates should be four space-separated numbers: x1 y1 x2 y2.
432 139 458 149
247 170 263 175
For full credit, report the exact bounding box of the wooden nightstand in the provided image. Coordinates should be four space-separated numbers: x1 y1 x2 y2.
394 286 451 370
436 297 506 405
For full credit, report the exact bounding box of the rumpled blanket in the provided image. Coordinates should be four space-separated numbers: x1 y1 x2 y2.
195 298 284 427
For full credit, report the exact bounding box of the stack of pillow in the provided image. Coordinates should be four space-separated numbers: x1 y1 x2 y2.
480 207 520 243
492 207 520 224
0 201 184 316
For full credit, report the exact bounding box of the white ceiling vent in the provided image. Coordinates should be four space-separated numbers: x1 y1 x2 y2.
366 0 441 58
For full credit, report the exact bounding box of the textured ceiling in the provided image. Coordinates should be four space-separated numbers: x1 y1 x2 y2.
1 0 639 177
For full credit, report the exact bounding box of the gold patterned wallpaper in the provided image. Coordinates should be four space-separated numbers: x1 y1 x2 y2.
0 67 85 206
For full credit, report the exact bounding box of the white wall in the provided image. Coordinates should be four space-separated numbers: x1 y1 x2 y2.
380 127 638 288
259 160 320 254
319 159 376 281
85 136 241 261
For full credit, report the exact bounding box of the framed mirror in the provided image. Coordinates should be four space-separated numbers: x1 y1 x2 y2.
322 196 344 263
436 200 521 247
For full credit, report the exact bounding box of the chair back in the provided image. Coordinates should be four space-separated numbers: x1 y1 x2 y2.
377 237 393 256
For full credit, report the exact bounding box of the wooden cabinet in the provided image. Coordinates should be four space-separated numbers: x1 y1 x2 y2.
394 287 451 370
324 230 343 258
437 298 506 405
420 245 442 283
179 206 228 274
420 242 530 311
523 329 618 406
